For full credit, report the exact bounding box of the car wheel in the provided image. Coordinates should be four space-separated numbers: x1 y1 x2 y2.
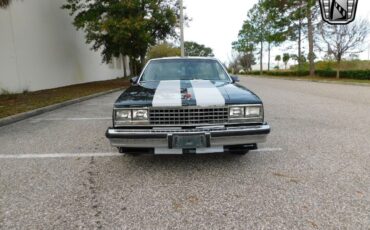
118 148 140 156
125 153 140 156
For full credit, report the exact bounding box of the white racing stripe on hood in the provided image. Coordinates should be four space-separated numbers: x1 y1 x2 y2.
152 80 182 107
191 80 225 106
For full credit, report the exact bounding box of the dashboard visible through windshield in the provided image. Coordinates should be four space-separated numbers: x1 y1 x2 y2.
140 59 231 82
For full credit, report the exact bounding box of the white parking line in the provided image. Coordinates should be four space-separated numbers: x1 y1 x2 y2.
0 152 121 159
30 117 112 123
251 148 283 152
0 148 283 159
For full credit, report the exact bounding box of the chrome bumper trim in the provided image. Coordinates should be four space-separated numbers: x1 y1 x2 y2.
106 124 270 148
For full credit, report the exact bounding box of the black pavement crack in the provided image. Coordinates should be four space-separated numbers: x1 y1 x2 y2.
87 157 103 229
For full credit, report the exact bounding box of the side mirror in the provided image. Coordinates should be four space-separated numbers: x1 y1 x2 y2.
231 76 240 83
130 76 139 85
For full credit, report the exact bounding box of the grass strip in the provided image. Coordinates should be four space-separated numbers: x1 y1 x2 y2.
0 78 129 119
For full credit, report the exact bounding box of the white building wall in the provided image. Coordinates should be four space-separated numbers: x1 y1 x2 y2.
0 0 129 93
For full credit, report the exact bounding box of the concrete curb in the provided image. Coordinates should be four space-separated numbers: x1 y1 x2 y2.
0 87 125 127
243 75 370 87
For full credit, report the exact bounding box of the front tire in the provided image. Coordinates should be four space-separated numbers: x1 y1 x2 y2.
118 147 140 156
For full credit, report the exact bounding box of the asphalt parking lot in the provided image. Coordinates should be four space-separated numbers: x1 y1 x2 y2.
1 76 370 229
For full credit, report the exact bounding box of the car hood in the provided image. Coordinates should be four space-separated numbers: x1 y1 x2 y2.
114 80 262 108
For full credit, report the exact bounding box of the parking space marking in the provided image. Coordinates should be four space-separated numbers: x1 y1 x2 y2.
251 148 283 152
30 117 112 123
0 152 121 159
0 148 283 159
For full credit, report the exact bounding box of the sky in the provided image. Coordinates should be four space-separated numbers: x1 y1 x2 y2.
183 0 370 65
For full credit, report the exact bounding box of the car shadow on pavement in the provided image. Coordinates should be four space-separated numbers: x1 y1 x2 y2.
114 153 253 173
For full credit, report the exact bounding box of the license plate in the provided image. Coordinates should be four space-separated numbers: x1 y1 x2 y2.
171 134 207 149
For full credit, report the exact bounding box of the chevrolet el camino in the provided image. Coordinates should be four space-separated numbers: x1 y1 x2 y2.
106 57 270 155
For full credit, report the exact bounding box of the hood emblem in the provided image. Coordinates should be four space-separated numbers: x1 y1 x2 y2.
184 93 192 100
181 89 193 100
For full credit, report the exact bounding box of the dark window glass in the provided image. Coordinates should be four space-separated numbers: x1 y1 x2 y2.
140 59 230 82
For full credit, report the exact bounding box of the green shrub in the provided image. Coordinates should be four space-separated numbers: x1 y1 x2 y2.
316 70 370 80
244 69 370 80
315 70 336 78
245 71 263 75
341 70 370 80
290 60 370 71
245 70 309 77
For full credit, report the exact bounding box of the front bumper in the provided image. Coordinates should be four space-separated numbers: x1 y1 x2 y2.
106 124 270 149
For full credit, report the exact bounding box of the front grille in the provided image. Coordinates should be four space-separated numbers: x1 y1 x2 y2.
149 107 229 125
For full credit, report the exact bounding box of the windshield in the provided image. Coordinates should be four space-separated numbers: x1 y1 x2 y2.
140 59 231 82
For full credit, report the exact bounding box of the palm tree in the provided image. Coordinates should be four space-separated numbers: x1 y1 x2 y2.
275 55 281 69
283 53 290 70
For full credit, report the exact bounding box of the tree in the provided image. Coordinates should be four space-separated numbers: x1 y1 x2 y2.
232 23 255 55
262 2 288 71
283 53 290 69
62 0 179 77
228 53 256 73
238 53 256 72
184 41 214 57
232 3 266 75
306 0 317 77
147 43 181 59
275 55 281 69
228 54 241 74
262 0 319 76
290 54 298 64
265 25 285 71
318 19 370 78
233 1 287 74
232 21 257 73
248 3 267 75
232 22 256 67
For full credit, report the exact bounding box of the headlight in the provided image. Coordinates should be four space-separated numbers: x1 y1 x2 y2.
114 109 149 125
229 105 263 120
115 110 131 121
245 106 262 118
229 107 245 118
132 109 148 120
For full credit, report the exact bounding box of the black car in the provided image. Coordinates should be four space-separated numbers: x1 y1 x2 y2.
106 57 270 155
